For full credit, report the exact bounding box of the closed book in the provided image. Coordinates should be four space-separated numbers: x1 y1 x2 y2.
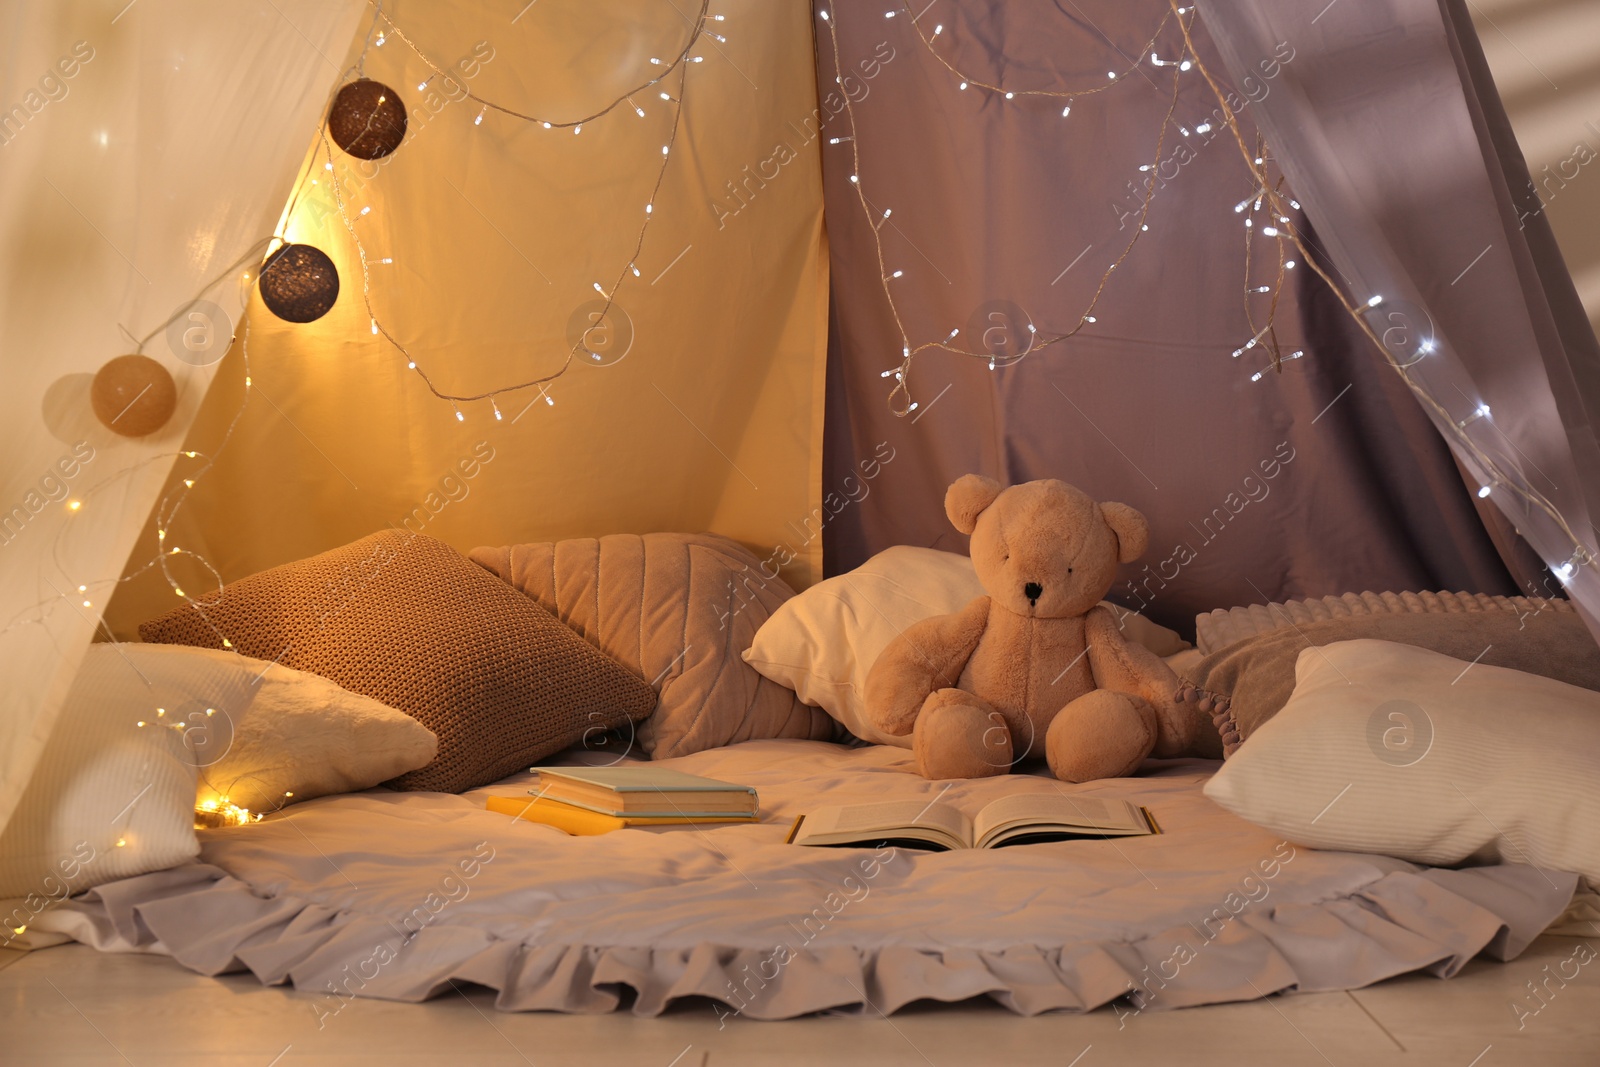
528 766 759 818
486 794 759 835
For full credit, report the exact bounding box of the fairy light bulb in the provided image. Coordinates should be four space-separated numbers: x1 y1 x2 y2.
1477 485 1492 498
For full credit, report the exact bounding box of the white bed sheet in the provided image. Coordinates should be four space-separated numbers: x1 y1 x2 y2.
35 740 1575 1018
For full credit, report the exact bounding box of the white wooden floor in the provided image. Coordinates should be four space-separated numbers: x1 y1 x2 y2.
3 936 1597 1066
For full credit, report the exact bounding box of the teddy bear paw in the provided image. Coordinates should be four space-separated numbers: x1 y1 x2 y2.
913 689 1013 780
1045 690 1158 783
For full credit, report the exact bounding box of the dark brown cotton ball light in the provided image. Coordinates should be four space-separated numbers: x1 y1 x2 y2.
258 244 340 323
91 354 177 437
328 78 407 160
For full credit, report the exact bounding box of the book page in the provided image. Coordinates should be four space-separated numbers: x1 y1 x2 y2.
799 801 972 847
972 792 1145 846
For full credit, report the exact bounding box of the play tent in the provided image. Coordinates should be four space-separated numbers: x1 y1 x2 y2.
2 0 1597 846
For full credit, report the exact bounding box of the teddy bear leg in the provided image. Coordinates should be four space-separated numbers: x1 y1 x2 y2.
1045 690 1159 783
913 689 1014 780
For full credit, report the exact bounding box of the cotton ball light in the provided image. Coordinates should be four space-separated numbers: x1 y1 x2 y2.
328 78 408 160
258 244 340 323
90 355 177 437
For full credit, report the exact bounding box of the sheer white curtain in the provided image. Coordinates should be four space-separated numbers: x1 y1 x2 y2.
0 0 364 833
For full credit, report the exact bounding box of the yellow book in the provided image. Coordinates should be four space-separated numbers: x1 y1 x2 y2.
486 794 759 836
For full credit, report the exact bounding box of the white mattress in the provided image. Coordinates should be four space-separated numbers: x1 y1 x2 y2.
34 740 1574 1018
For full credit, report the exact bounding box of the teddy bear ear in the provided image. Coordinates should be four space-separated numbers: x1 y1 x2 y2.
1098 501 1149 563
945 474 1004 534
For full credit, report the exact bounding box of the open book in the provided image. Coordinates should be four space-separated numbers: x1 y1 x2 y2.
787 793 1159 851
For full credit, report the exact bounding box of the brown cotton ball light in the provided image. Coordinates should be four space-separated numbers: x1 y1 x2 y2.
328 78 408 160
91 355 178 437
258 243 340 323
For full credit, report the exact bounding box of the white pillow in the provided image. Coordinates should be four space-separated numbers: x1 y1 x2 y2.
190 648 438 812
0 644 436 908
1204 639 1600 884
1 644 203 903
743 546 1191 747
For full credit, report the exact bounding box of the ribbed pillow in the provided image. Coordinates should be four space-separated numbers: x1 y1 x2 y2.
0 645 200 906
1179 610 1600 757
469 533 836 759
139 532 657 792
1194 589 1574 655
1205 640 1600 884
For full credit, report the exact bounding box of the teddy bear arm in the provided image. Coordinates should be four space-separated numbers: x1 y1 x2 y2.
1082 606 1194 757
864 596 991 737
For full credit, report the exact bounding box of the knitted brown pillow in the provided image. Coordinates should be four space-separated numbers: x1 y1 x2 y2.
138 531 658 792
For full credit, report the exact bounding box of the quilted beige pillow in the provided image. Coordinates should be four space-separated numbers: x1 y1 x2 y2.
470 533 836 759
139 532 658 792
743 546 1191 747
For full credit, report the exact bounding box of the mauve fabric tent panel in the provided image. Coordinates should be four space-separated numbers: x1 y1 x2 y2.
814 0 1516 636
1200 0 1600 639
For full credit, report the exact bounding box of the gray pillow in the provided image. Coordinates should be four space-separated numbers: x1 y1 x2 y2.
1178 611 1600 757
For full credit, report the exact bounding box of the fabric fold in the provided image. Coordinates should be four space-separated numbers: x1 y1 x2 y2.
31 859 1572 1018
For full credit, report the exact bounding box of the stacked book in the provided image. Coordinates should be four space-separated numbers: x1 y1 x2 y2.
487 767 759 836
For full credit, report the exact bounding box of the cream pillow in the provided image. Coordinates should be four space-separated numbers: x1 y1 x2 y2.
743 546 1191 747
1 644 203 904
1204 639 1600 884
0 644 438 913
188 648 438 812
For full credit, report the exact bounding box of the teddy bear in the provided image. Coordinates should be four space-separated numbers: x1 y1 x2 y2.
864 474 1211 782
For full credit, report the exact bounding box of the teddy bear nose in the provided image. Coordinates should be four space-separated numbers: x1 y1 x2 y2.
1024 582 1043 604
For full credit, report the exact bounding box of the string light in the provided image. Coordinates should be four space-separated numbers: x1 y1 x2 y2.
1166 0 1591 578
195 798 264 828
827 5 1196 412
320 0 714 417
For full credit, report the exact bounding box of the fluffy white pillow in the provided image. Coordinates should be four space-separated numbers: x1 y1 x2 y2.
1204 639 1600 884
190 648 438 812
0 644 436 911
743 546 1191 746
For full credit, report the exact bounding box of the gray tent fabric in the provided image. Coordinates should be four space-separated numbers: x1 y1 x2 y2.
1199 0 1600 637
814 0 1522 636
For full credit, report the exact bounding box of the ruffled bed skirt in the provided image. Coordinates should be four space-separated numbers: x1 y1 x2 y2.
33 859 1571 1018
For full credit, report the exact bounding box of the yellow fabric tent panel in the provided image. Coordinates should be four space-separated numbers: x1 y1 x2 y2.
103 0 828 638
